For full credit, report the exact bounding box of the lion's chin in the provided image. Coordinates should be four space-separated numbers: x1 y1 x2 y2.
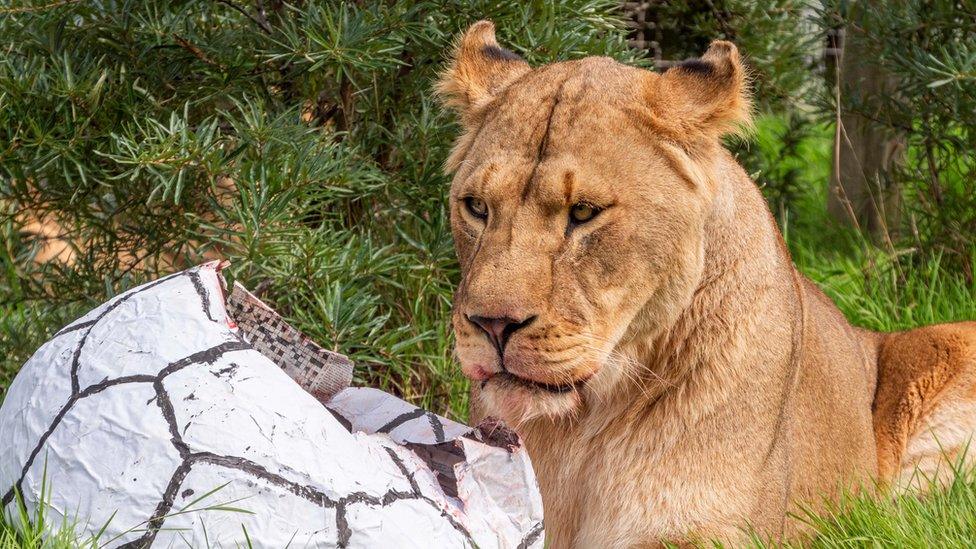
477 374 583 425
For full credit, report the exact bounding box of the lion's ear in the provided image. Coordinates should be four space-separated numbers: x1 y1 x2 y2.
436 21 531 123
648 41 752 141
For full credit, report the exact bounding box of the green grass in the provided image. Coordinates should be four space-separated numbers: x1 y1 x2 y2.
801 469 976 547
798 243 976 332
743 454 976 548
1 473 255 549
1 461 100 548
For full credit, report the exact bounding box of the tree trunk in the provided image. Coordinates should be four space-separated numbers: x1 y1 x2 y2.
827 7 906 241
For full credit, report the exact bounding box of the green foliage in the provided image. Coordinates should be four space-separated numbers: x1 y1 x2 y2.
777 117 976 335
0 0 638 415
819 0 976 272
798 244 976 333
638 0 815 109
733 114 833 230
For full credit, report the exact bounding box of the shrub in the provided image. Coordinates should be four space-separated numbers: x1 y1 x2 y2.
819 0 976 276
0 0 640 416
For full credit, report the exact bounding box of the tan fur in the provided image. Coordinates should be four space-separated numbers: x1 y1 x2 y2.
439 21 976 547
873 322 976 492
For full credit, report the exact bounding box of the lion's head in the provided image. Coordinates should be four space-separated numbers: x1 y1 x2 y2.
438 21 751 424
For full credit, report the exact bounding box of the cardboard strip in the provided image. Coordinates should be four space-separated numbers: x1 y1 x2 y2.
225 283 353 401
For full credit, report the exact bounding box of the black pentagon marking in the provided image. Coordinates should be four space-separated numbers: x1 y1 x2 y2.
68 270 187 394
99 347 476 547
327 408 354 432
116 459 195 549
156 379 191 459
1 338 250 508
0 374 157 507
193 452 337 506
383 447 421 495
52 319 97 339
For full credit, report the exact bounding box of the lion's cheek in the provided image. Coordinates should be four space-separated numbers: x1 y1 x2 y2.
504 346 599 385
451 229 478 266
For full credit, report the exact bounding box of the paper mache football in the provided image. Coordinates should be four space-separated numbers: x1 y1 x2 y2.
0 262 544 548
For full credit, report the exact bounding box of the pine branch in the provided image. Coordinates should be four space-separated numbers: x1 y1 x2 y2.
215 0 273 35
0 0 80 15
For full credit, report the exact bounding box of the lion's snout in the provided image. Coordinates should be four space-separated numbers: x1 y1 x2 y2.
466 313 537 358
456 303 600 392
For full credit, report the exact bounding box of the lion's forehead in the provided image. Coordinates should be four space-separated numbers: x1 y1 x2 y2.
477 59 646 148
460 115 660 206
463 121 650 202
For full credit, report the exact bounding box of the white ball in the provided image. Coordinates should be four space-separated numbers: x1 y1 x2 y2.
0 264 543 548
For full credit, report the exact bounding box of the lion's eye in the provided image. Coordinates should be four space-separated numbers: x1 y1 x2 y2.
464 197 488 220
569 202 599 224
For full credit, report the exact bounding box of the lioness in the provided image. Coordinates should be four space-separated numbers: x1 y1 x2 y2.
437 21 976 547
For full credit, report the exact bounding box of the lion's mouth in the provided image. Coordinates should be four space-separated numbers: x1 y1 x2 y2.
483 371 586 394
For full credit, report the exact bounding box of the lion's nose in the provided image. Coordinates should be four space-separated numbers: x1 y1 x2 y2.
467 314 537 358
